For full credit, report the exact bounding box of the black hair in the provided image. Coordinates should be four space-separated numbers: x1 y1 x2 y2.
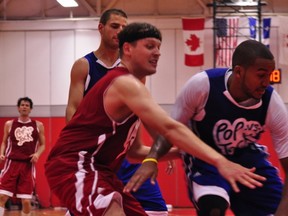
99 8 127 25
232 40 274 70
17 97 33 109
118 22 162 53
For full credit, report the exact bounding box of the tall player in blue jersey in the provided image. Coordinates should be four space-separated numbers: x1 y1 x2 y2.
65 9 169 215
126 39 288 216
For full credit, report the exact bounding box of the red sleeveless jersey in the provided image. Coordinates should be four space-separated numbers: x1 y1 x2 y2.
46 67 140 175
6 119 39 161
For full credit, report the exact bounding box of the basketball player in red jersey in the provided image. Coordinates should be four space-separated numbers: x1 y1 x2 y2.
45 22 265 216
0 97 46 216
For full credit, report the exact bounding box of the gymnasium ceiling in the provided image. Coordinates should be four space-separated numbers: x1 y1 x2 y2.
0 0 287 21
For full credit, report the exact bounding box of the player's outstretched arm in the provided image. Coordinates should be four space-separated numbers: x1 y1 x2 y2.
124 136 266 194
106 75 266 193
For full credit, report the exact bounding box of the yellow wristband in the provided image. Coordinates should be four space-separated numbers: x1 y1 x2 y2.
142 158 158 164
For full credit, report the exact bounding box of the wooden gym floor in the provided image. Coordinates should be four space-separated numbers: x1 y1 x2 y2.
3 207 235 216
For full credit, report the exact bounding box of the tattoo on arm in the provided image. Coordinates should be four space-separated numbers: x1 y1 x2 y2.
148 135 172 159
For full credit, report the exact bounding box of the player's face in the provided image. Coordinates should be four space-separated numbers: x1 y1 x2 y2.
99 14 127 49
239 58 275 100
129 38 161 77
18 101 32 117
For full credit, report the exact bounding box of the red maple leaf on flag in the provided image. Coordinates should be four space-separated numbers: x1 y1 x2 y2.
185 34 200 51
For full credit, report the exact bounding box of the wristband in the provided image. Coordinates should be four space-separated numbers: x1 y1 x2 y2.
142 158 158 164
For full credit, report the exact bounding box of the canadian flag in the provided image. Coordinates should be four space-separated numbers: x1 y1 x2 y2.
182 17 205 67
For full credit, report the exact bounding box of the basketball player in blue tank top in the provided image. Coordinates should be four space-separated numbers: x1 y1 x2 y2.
65 9 169 216
126 40 288 216
49 22 266 216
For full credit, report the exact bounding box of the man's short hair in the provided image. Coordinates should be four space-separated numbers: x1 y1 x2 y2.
118 22 162 49
232 40 274 70
99 8 127 25
17 97 33 108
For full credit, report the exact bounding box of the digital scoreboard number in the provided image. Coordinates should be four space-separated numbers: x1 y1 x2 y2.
270 69 281 84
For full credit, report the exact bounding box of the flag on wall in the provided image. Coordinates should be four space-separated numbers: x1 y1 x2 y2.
248 17 257 39
263 18 271 48
278 16 288 66
182 17 205 67
248 17 271 48
215 17 239 67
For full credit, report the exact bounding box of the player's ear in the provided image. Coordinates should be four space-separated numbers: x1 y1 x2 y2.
98 23 104 33
234 65 242 77
122 42 132 56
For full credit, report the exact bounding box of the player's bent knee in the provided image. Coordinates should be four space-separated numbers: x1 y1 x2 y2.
0 195 9 207
104 199 126 216
196 195 228 216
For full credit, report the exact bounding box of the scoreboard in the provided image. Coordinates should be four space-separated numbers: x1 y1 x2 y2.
270 69 281 84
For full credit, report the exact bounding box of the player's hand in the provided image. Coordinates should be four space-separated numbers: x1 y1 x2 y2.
123 161 158 193
165 160 175 175
30 153 39 163
0 155 5 162
217 159 266 193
